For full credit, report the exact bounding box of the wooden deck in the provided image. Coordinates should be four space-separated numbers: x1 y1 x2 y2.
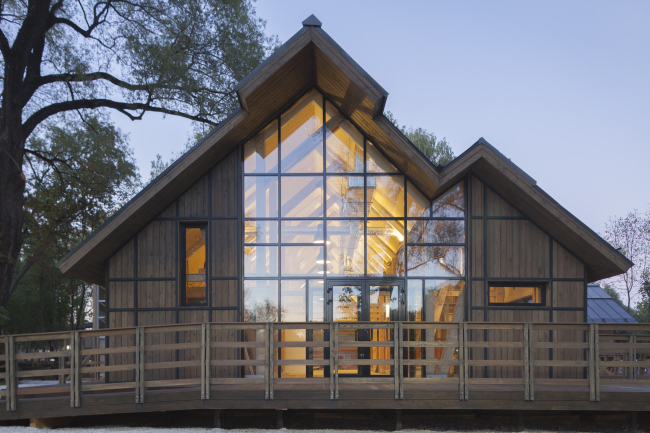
1 321 649 421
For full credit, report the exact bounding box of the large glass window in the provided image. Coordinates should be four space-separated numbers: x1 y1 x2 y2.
242 89 467 321
182 226 207 305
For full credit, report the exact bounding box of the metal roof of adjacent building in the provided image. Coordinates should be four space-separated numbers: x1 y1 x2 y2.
587 284 637 323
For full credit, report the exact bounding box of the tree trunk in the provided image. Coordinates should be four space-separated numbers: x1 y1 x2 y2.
39 270 44 332
0 112 27 309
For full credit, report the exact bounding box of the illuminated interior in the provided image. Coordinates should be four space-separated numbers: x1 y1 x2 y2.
241 89 467 378
184 227 206 304
489 286 543 305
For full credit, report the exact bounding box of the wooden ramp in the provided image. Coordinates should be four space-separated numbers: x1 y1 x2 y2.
1 321 650 421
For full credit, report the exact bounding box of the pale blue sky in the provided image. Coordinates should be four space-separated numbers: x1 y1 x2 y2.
113 0 650 235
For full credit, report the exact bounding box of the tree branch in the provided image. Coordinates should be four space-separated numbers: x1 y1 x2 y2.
23 98 213 137
36 71 231 95
0 28 10 58
50 0 112 38
8 259 35 299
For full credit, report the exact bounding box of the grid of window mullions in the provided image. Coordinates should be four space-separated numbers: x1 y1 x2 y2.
242 91 468 329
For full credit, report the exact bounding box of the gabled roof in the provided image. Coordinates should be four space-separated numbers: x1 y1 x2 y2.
587 284 637 323
57 16 632 286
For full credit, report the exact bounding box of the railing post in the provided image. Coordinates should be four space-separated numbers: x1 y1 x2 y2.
334 322 339 399
528 323 535 401
201 323 211 400
394 322 399 400
458 322 465 401
589 323 595 402
264 323 270 400
5 335 15 412
630 334 636 381
523 323 530 401
594 323 600 402
329 322 334 400
397 322 404 398
69 331 76 408
74 331 81 408
135 327 145 403
269 322 274 400
462 323 469 400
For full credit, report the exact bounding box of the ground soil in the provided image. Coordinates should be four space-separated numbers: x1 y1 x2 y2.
0 409 646 432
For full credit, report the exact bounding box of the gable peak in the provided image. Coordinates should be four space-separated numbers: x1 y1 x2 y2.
302 14 322 27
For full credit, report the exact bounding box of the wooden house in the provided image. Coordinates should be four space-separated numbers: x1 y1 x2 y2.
4 16 650 426
56 15 632 384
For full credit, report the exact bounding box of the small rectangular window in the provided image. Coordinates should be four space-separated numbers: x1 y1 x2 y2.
182 225 207 305
489 284 545 306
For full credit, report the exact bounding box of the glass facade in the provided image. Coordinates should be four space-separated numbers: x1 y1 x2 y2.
243 90 466 321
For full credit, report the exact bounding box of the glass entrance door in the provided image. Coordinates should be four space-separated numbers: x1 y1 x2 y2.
331 284 362 375
329 280 403 377
368 285 398 376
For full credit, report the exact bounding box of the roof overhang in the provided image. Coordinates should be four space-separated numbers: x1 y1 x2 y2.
57 16 632 286
437 139 633 282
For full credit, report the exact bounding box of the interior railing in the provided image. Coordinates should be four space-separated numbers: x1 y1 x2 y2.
0 322 649 411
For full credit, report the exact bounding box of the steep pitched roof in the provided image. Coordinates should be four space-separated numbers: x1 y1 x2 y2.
57 16 632 285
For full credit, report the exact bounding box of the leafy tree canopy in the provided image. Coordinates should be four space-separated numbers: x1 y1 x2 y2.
0 0 277 309
7 114 140 334
385 111 455 166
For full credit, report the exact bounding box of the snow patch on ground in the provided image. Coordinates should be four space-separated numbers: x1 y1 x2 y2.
0 380 61 390
0 429 557 433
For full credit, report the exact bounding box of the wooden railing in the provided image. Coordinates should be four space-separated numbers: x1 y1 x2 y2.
0 322 649 411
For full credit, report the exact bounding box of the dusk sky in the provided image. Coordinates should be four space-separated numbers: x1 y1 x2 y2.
113 0 650 236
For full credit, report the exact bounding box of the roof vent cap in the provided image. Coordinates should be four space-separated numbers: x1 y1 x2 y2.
302 14 322 27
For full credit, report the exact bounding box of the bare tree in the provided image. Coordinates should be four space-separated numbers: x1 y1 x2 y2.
602 209 650 312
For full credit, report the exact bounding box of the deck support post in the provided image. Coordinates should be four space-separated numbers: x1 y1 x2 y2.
395 409 402 431
135 327 145 403
5 335 15 412
516 410 524 432
629 411 637 433
276 409 284 429
214 409 222 428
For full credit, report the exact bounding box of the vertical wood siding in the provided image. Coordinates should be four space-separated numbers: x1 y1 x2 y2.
467 174 588 380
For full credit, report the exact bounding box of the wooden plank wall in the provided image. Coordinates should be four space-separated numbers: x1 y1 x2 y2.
105 149 242 381
468 174 587 380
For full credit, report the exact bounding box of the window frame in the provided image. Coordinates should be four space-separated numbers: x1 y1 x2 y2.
487 282 546 307
180 222 209 307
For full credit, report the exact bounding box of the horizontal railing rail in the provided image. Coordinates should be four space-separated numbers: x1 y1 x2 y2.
1 322 650 411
